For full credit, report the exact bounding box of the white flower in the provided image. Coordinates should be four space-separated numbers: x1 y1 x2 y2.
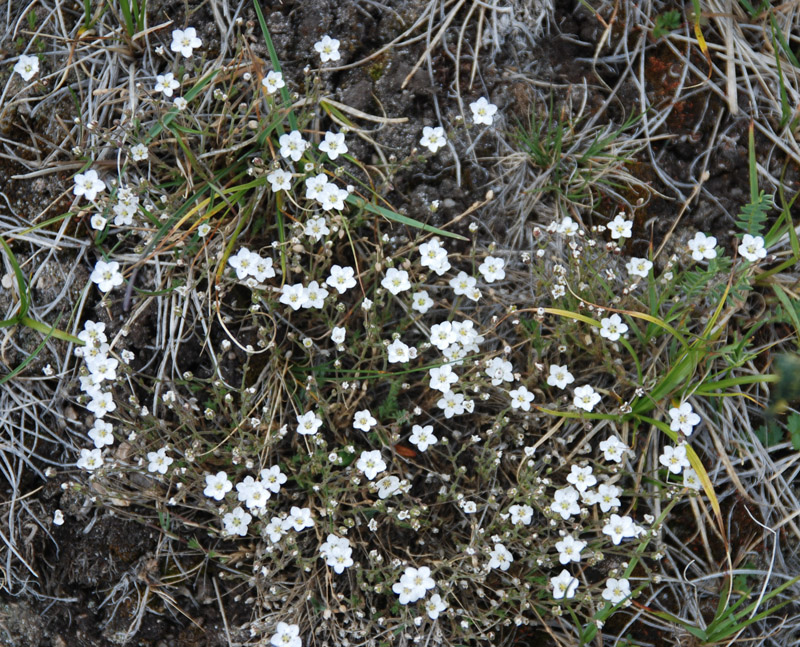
267 168 293 192
326 265 357 294
558 216 579 236
659 443 690 474
599 314 628 341
250 254 276 283
409 424 437 452
668 401 700 435
260 465 287 493
547 364 575 389
279 130 309 162
74 170 106 201
321 537 353 574
318 131 347 159
469 97 498 126
555 535 586 564
303 216 330 241
387 339 411 363
356 450 387 480
280 283 307 310
508 504 533 525
602 577 631 605
170 27 202 58
331 326 346 345
297 411 322 436
173 96 188 110
429 364 458 392
609 214 632 240
382 268 411 295
147 447 173 474
449 271 476 296
155 72 180 97
460 500 477 513
53 510 64 525
88 420 115 448
687 232 717 261
602 514 638 545
420 126 446 153
508 386 535 411
222 507 251 537
204 471 232 500
270 622 302 647
410 290 434 314
130 143 148 161
302 281 328 309
228 247 255 280
265 516 287 543
377 475 402 499
77 448 103 471
318 184 349 211
626 257 652 278
683 467 702 490
596 483 622 513
599 435 628 463
429 322 456 351
738 234 766 262
478 255 505 282
90 260 124 293
13 54 39 81
437 390 465 418
393 566 435 604
485 357 514 386
353 409 377 432
488 542 513 571
566 465 596 492
261 70 285 94
424 594 448 620
314 35 341 62
551 570 579 600
552 485 580 520
283 506 314 531
573 385 601 412
419 239 450 275
90 214 107 231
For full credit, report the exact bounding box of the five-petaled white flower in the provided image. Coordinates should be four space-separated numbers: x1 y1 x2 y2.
74 170 106 201
203 471 232 500
599 435 628 463
599 314 628 341
573 385 601 412
478 255 505 282
262 70 285 94
547 364 575 390
387 339 412 364
296 411 322 436
659 443 690 474
626 257 652 278
738 234 766 262
488 542 514 571
267 168 292 192
130 143 148 161
326 265 357 294
669 401 700 435
270 622 302 647
567 465 596 492
314 35 341 62
90 260 124 293
381 267 411 295
420 126 446 153
602 514 639 545
555 535 586 564
411 290 434 314
508 504 533 525
319 131 347 159
170 27 202 58
147 447 173 474
283 506 314 532
14 54 39 82
154 72 179 97
279 130 309 162
508 386 535 411
609 214 633 240
469 97 498 125
77 448 103 471
551 570 579 600
222 506 252 536
687 232 717 261
353 409 377 432
602 578 631 605
409 424 437 452
356 450 387 480
558 216 579 236
424 594 448 620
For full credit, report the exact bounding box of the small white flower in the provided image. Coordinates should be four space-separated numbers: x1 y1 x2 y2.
280 283 307 310
428 364 458 392
377 475 402 499
170 27 202 58
420 126 446 153
599 314 628 342
387 339 411 364
353 409 377 432
130 143 149 161
508 504 533 525
469 97 498 126
738 234 766 262
609 214 632 240
173 96 188 110
687 232 717 261
260 465 287 493
668 401 700 435
478 255 505 282
283 506 314 532
318 131 347 160
508 386 535 411
449 271 476 296
331 326 346 345
602 577 631 605
222 506 252 537
437 390 465 418
204 472 232 500
90 260 124 293
326 265 356 294
488 542 514 571
602 514 638 545
261 70 285 94
314 35 341 62
573 385 601 412
296 411 323 436
596 483 622 513
410 290 434 314
90 214 107 231
269 622 301 647
303 215 330 241
155 72 180 97
626 257 652 278
551 570 579 600
409 424 437 452
381 267 411 295
356 450 387 480
599 435 628 463
268 168 293 192
302 281 328 309
566 465 596 492
53 510 65 526
88 420 115 448
424 594 448 620
547 364 575 390
659 443 690 475
683 467 702 490
555 535 586 564
14 55 39 82
147 447 173 474
279 130 309 162
77 448 103 471
74 170 106 201
558 216 579 236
